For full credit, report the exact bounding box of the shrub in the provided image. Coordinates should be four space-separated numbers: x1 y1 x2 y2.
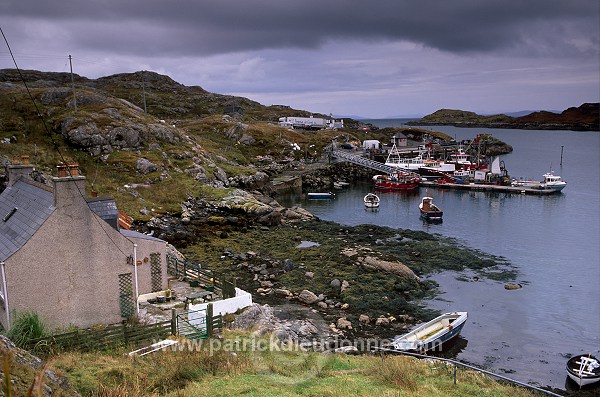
5 311 48 348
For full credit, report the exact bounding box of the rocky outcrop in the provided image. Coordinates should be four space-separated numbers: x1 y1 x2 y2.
341 248 419 281
60 109 180 156
228 171 271 191
143 188 314 245
230 304 334 347
0 335 80 396
359 256 418 280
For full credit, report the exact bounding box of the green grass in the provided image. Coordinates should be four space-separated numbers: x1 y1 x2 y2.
44 332 540 397
5 311 48 349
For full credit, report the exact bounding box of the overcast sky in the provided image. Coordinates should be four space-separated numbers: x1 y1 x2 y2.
1 1 598 118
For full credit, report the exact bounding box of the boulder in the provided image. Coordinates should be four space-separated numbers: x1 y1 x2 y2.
359 314 370 324
336 317 353 330
298 289 320 304
360 256 419 281
375 316 390 326
274 288 292 298
136 158 158 174
504 283 523 290
0 335 80 396
334 346 359 354
341 280 350 293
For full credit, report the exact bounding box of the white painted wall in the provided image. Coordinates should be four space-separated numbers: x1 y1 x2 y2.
189 288 252 317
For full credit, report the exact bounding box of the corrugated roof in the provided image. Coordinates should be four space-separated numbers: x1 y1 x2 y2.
0 180 55 261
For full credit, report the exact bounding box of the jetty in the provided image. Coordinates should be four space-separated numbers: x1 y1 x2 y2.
420 180 558 195
330 146 560 196
331 149 399 174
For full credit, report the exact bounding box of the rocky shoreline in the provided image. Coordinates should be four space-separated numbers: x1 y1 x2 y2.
140 162 516 347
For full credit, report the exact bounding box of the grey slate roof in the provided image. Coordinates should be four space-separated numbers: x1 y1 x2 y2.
87 197 119 230
120 229 165 243
0 180 55 261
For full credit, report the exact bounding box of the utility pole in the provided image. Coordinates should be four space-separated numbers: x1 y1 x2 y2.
68 55 77 112
141 70 147 113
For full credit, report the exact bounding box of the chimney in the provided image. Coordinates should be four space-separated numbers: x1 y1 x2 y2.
6 156 35 187
52 162 87 208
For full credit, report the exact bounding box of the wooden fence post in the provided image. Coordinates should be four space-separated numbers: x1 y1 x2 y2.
207 303 214 338
171 308 177 336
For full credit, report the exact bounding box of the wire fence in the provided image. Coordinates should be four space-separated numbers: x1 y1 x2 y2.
373 347 564 397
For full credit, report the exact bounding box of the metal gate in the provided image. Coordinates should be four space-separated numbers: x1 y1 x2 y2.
176 309 208 340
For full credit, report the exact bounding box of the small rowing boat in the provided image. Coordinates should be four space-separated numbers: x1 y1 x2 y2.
566 354 600 387
391 311 467 352
363 193 380 209
419 196 443 221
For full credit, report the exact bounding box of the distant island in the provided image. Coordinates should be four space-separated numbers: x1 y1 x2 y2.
407 103 599 131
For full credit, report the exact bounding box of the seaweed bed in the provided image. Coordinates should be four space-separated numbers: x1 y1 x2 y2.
183 220 515 334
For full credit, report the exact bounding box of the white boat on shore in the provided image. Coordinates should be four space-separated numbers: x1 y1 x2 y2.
391 311 468 352
363 193 380 209
566 354 600 387
511 171 567 192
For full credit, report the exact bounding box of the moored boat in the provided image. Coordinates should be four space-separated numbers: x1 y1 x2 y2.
373 172 419 191
419 196 443 221
391 311 468 352
363 192 380 209
511 171 567 192
567 354 600 387
307 192 335 199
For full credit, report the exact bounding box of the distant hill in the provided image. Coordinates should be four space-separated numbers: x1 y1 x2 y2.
408 103 599 131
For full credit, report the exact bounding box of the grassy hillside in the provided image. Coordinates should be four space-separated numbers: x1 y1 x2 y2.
43 331 539 397
0 69 348 218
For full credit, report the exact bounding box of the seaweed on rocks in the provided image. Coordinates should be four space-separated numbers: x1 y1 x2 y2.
183 220 515 339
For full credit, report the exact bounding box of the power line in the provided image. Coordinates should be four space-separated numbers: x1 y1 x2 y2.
0 25 135 258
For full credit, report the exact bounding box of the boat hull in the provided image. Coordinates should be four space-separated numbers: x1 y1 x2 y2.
373 174 420 191
566 355 600 387
392 311 467 352
307 192 335 199
419 196 443 220
420 209 443 220
364 193 380 208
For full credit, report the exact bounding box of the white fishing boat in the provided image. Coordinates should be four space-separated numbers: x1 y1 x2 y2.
391 311 467 352
566 354 600 387
307 192 335 199
363 193 380 209
511 171 567 192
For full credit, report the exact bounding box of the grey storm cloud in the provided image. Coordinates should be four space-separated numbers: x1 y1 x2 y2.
2 0 598 57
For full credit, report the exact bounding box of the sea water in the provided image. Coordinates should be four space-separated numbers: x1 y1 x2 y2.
278 124 600 390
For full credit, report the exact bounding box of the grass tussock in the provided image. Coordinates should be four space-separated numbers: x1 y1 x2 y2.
5 311 48 349
369 355 427 391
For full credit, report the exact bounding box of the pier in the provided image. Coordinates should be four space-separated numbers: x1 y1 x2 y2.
330 146 560 196
420 180 558 195
331 149 399 174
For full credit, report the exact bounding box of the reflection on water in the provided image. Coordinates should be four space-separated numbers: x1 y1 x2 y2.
296 241 320 248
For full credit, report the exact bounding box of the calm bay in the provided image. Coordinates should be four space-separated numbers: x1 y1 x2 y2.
279 122 600 390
